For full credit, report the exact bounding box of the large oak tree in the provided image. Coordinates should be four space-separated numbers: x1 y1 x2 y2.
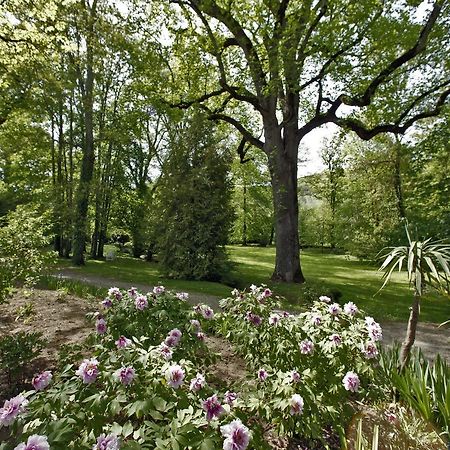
166 0 450 282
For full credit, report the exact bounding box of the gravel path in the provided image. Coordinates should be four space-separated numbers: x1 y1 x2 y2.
54 269 450 361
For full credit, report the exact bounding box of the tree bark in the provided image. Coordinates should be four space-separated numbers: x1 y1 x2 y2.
72 4 96 265
393 142 406 220
242 182 247 246
400 294 420 370
266 122 304 283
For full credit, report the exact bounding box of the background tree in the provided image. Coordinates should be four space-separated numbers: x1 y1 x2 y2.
155 110 234 280
164 0 450 282
231 150 273 247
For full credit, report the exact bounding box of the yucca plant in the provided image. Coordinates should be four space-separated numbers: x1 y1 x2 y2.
379 226 450 370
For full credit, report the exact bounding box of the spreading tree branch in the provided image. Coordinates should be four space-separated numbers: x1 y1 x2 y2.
342 1 442 108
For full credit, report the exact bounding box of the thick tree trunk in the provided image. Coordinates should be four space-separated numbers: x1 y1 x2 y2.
400 294 420 370
265 122 304 283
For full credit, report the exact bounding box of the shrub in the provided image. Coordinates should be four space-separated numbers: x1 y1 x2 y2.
0 288 263 450
0 205 55 303
0 331 46 393
217 286 385 441
379 345 450 442
155 111 234 281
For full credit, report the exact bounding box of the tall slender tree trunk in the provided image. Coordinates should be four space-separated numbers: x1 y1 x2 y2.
393 142 406 220
72 3 97 265
400 293 420 370
265 120 304 283
242 182 247 246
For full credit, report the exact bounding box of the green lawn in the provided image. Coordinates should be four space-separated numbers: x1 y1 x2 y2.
56 245 449 323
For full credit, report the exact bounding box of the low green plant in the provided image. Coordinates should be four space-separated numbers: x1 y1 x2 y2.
40 276 107 300
0 331 46 392
14 302 35 323
379 346 449 442
379 226 450 368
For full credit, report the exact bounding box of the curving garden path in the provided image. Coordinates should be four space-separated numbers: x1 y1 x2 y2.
54 269 450 362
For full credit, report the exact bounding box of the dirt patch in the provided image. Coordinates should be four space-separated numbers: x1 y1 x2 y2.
0 288 95 397
205 335 247 387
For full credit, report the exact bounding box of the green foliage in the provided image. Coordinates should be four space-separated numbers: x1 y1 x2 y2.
379 346 450 441
0 331 46 392
217 287 384 440
0 205 55 303
230 154 273 246
379 227 450 296
156 112 234 281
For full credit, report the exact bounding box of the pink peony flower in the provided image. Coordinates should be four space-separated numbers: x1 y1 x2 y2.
311 314 322 326
176 292 189 300
344 302 358 316
108 287 122 300
319 295 331 303
115 336 132 348
329 334 342 346
13 435 49 450
220 419 251 450
190 319 201 331
76 358 99 384
135 295 148 310
201 305 214 319
153 285 165 295
93 433 120 450
169 328 182 340
263 288 272 298
290 394 304 415
328 303 341 316
202 394 225 421
189 373 206 392
96 318 107 334
115 366 135 386
249 313 262 326
268 313 281 326
257 368 268 381
299 340 314 355
196 332 206 341
363 341 378 359
164 335 179 347
158 343 173 360
367 320 383 342
343 371 360 392
127 287 138 298
291 370 301 383
32 371 52 391
224 391 238 405
101 298 113 308
0 395 28 426
166 364 185 389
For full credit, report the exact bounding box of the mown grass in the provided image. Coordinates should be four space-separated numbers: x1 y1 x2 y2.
55 245 449 323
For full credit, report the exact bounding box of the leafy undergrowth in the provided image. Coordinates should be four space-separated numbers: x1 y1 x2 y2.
0 286 447 449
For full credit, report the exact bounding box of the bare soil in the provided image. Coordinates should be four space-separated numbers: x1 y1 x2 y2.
0 289 94 362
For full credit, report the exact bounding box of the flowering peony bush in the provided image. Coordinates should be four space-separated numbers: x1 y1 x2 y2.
0 285 387 449
0 287 264 450
217 285 384 440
